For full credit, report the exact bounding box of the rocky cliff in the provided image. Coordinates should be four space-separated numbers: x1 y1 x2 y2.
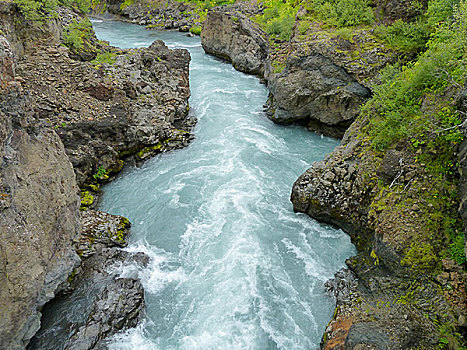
0 2 193 348
201 10 269 76
0 18 81 348
290 4 467 345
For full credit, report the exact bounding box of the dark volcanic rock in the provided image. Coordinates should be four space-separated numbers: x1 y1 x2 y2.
16 39 194 186
201 10 269 76
65 278 144 350
29 210 149 350
268 53 370 128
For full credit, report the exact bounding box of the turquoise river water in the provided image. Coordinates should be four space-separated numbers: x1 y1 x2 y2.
89 20 355 350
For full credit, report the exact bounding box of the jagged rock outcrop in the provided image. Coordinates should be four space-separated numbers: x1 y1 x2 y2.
201 10 269 76
65 277 144 350
29 210 149 350
266 19 398 136
0 84 80 349
16 39 193 186
291 92 467 348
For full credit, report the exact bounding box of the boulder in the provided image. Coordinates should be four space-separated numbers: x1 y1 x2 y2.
201 10 269 76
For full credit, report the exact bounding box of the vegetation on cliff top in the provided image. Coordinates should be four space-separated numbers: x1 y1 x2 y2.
361 0 466 271
14 0 92 22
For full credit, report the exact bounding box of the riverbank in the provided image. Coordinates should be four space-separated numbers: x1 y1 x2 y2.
0 3 194 348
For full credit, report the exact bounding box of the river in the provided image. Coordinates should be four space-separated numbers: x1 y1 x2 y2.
49 19 355 350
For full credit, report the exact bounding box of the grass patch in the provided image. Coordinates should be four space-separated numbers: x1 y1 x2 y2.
91 52 117 65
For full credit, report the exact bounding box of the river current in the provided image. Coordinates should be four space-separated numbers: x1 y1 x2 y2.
90 20 355 350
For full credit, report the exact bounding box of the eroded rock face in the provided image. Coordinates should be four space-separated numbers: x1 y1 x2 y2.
120 0 198 30
0 90 80 350
16 39 193 186
268 53 370 129
29 210 148 350
65 277 144 350
291 111 467 347
201 10 269 76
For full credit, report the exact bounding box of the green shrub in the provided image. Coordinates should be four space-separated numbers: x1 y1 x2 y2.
376 20 430 53
189 25 202 35
120 0 134 11
426 0 461 27
266 14 295 41
63 19 93 50
449 232 466 265
15 0 59 23
311 0 374 27
298 20 310 35
15 0 91 23
363 2 467 152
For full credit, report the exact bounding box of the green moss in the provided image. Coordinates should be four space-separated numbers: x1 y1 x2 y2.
80 190 94 209
136 142 163 159
120 0 134 10
87 183 100 192
93 165 109 181
189 25 202 35
91 52 117 66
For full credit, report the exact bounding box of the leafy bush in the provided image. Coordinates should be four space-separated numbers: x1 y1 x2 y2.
15 0 60 23
426 0 461 27
15 0 91 23
298 20 310 34
266 13 295 41
375 20 430 53
256 2 297 42
363 2 467 152
63 19 93 50
311 0 374 27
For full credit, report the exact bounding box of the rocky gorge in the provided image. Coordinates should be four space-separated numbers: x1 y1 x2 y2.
107 0 467 348
0 2 194 349
1 0 466 348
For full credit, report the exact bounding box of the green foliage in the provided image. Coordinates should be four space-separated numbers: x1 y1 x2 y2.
256 1 298 41
93 165 108 181
80 190 94 208
449 232 466 264
426 0 461 27
91 52 116 65
401 242 440 272
189 25 202 35
120 0 134 11
15 0 60 23
335 27 353 40
298 20 310 35
63 18 93 50
265 13 294 41
310 0 374 27
375 20 430 53
363 2 467 153
14 0 91 23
